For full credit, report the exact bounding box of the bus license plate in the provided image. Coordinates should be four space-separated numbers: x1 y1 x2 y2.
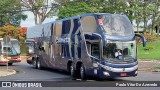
120 73 127 77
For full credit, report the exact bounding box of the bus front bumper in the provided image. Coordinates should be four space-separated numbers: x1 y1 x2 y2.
96 64 138 79
0 56 21 64
27 60 33 64
26 56 33 64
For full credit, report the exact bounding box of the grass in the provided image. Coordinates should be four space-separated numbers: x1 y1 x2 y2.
153 66 160 70
138 41 160 60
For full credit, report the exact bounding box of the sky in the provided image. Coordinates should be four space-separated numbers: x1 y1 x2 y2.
20 11 57 27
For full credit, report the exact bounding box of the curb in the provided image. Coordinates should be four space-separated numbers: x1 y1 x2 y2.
0 69 16 77
139 59 160 62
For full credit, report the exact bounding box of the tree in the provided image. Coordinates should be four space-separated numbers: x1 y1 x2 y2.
141 0 151 32
21 0 59 25
127 0 143 33
0 0 27 27
0 24 27 40
58 1 99 19
17 27 27 40
0 24 18 38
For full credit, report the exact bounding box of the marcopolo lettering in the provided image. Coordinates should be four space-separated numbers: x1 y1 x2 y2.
56 37 70 44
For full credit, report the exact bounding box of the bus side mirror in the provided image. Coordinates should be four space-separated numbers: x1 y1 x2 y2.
41 47 45 51
39 46 45 52
135 34 147 47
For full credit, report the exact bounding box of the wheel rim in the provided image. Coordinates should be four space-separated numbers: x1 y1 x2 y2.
33 60 36 68
37 60 40 69
70 65 74 76
80 66 84 79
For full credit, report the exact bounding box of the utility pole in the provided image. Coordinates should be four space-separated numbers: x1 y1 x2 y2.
3 36 10 70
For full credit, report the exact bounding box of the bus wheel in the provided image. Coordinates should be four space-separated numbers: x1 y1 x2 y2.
80 64 86 80
33 59 37 69
8 63 13 66
37 60 41 70
70 63 76 78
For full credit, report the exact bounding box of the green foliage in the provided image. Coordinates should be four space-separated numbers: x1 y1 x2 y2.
0 0 27 27
58 2 99 19
56 0 160 34
20 43 26 56
153 66 160 70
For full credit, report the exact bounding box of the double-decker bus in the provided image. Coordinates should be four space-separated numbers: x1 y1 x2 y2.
0 38 21 65
26 13 146 80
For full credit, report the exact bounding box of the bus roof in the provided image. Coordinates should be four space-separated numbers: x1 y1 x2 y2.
27 13 127 39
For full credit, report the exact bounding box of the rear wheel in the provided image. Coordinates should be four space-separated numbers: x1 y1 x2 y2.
70 63 76 79
80 64 86 80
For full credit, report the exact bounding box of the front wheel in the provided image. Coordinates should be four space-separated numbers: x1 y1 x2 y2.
80 64 86 80
37 60 42 70
32 59 37 69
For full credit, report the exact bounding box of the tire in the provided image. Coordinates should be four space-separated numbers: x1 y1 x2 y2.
37 59 42 70
80 64 86 80
70 63 76 78
8 63 13 66
32 59 37 69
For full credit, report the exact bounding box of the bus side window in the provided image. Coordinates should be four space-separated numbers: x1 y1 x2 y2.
91 43 100 59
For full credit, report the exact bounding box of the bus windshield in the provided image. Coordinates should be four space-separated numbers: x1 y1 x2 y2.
1 40 20 55
26 42 35 54
100 15 134 36
103 40 136 63
10 40 20 54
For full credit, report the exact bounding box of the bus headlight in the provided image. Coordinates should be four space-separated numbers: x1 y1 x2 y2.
103 71 110 76
135 70 138 74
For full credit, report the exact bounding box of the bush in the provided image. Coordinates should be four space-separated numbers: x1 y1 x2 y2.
136 33 157 46
143 33 157 42
144 46 154 51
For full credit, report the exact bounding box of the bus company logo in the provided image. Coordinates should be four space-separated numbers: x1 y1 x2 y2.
55 37 70 44
2 82 11 87
122 68 125 71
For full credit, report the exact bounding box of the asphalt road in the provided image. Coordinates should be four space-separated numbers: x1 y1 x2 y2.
0 60 159 90
0 61 160 87
0 59 159 81
0 62 71 81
